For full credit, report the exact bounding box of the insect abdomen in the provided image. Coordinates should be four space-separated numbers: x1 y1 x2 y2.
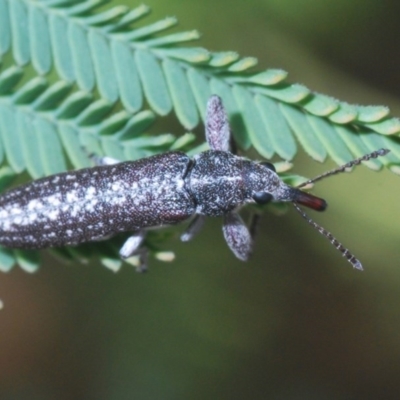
0 152 195 249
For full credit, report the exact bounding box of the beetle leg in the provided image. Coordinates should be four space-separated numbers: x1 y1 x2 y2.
119 230 146 258
181 215 206 242
132 248 149 273
222 212 252 261
119 230 148 272
205 95 231 152
248 212 262 240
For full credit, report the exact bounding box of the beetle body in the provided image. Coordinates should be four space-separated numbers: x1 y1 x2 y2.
0 152 196 249
0 148 309 246
0 95 376 271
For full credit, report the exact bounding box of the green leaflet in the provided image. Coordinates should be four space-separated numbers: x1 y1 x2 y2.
0 248 15 272
69 23 95 92
75 99 114 126
13 76 48 104
89 30 119 102
170 133 196 150
135 49 172 116
111 40 143 112
328 103 358 124
58 124 91 169
117 110 155 141
364 118 400 135
65 0 108 16
32 81 72 111
0 66 23 94
226 69 288 86
0 0 11 56
307 114 353 165
35 117 67 175
18 111 43 178
163 59 199 130
228 57 258 72
255 94 296 160
280 103 326 162
209 51 239 67
233 86 274 159
29 4 52 74
98 111 130 136
84 5 129 27
155 48 210 64
144 30 200 47
14 249 40 273
187 69 211 120
357 105 389 122
56 91 93 119
0 106 24 172
302 94 338 117
110 4 151 31
122 17 177 41
101 136 125 161
9 0 30 65
49 13 75 82
255 84 310 103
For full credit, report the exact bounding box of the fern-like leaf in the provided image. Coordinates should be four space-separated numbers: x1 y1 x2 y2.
0 0 398 168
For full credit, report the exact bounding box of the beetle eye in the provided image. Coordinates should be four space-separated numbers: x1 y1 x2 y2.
253 192 273 205
260 161 276 172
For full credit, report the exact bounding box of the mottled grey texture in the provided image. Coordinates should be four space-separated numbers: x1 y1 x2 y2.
205 95 231 152
0 152 195 249
190 150 295 216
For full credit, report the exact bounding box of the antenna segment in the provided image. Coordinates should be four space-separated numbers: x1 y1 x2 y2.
298 148 390 188
293 203 363 270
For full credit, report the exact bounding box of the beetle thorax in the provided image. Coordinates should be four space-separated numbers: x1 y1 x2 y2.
188 151 247 216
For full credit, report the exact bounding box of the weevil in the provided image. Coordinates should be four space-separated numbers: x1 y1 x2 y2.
0 95 389 271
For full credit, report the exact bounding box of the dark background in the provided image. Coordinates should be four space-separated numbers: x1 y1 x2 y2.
1 0 400 398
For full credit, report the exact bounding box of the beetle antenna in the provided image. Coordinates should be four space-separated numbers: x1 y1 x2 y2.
297 148 390 188
293 203 363 270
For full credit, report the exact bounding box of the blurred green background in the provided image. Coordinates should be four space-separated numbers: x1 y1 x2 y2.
2 0 400 398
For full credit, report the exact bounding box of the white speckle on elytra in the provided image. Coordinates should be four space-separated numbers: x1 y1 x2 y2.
86 187 96 196
47 195 61 206
48 210 59 220
66 230 73 236
27 199 43 210
52 176 60 184
0 210 8 218
70 205 80 217
28 213 38 222
66 175 76 180
66 192 78 203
